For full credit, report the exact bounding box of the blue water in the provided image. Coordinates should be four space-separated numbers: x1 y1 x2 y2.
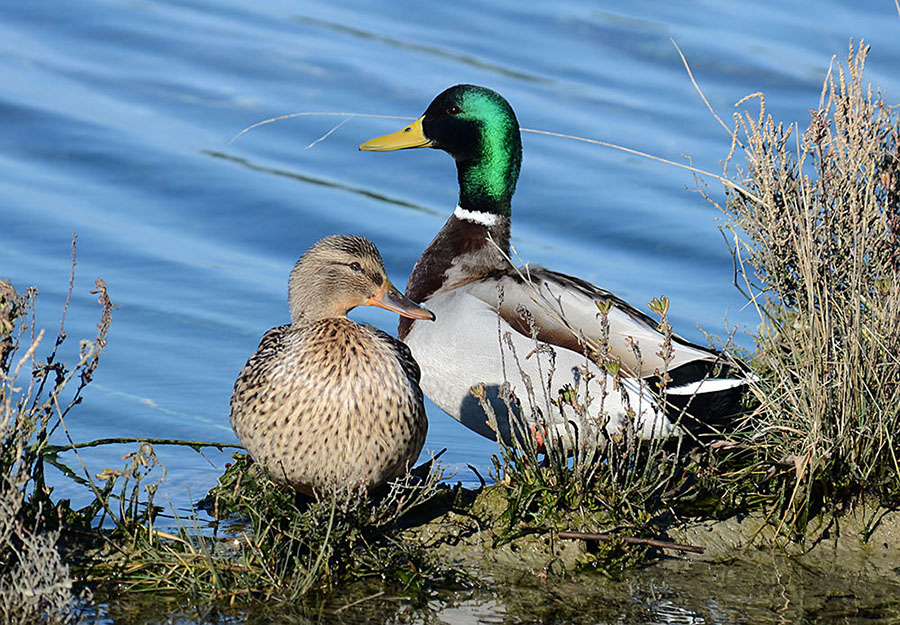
4 0 899 494
2 1 899 620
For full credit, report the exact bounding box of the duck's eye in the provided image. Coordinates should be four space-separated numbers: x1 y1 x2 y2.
447 105 461 115
348 262 362 272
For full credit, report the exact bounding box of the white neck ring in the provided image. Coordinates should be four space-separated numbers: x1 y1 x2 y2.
453 204 499 227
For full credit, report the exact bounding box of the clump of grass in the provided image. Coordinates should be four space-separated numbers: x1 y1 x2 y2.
0 529 76 625
711 40 900 534
93 452 457 605
0 244 114 624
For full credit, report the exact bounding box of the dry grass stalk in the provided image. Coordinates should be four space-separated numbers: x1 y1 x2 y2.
1 237 114 623
714 40 900 532
471 259 702 563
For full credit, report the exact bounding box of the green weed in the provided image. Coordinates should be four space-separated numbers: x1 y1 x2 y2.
89 451 458 605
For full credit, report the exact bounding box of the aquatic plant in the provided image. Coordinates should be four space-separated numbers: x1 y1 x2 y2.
90 451 456 605
0 242 113 624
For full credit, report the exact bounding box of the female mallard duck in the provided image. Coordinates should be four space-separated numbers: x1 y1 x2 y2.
230 235 434 496
359 85 746 449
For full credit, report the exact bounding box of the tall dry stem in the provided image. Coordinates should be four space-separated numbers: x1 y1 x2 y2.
716 40 900 529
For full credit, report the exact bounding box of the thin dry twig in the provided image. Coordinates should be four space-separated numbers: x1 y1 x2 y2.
230 110 763 206
306 118 351 150
229 112 414 144
521 128 764 206
671 38 731 136
558 530 705 554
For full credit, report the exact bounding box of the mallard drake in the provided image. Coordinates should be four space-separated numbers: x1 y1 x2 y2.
359 84 746 449
230 235 434 496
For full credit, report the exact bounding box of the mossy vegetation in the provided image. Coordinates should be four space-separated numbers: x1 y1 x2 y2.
85 452 459 603
1 40 898 623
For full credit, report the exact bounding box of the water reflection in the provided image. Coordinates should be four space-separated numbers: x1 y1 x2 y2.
293 15 550 84
91 558 900 624
203 149 441 216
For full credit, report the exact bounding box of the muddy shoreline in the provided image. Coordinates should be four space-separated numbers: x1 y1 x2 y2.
403 485 900 585
387 488 900 623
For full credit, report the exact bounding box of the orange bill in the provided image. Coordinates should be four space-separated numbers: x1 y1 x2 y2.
367 281 435 321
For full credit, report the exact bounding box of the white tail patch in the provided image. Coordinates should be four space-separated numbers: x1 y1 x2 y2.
667 378 746 395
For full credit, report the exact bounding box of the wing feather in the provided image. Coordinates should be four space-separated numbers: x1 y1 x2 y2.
466 267 720 377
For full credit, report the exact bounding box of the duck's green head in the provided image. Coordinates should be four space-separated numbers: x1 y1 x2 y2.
360 84 522 217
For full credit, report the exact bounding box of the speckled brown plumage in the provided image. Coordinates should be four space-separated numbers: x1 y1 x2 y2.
229 235 431 497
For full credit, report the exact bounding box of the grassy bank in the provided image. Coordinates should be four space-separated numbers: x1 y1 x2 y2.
1 40 898 622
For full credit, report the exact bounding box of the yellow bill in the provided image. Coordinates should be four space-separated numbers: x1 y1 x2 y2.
359 116 432 151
